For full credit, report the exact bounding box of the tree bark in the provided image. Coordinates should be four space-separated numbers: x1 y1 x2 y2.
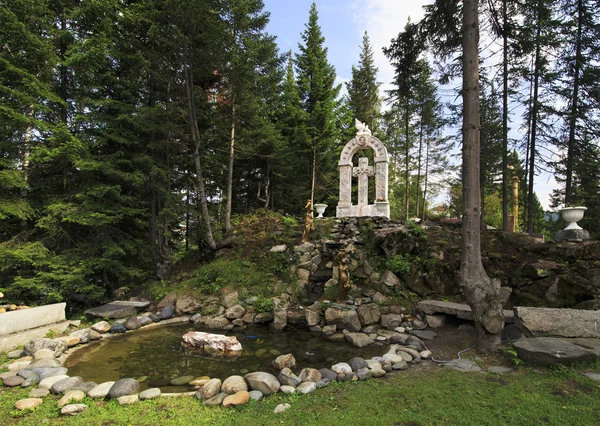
416 116 424 218
527 0 543 234
310 145 316 207
501 0 509 232
460 0 504 353
225 101 235 232
565 0 583 205
185 65 216 250
405 99 410 221
422 136 430 222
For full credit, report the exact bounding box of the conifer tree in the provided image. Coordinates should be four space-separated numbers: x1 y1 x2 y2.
346 32 381 133
295 2 339 207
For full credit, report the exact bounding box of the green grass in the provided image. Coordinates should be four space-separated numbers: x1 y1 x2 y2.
2 366 600 425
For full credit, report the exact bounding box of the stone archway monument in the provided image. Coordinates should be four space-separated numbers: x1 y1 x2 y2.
336 119 389 218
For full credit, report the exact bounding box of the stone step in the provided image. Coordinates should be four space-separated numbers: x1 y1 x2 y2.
84 300 150 319
417 299 514 324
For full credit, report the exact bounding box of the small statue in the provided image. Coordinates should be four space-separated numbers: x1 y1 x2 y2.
354 118 371 135
335 249 351 301
301 199 314 244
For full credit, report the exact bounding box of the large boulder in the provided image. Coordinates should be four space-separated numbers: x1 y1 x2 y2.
272 353 296 370
87 381 115 399
198 378 222 400
514 307 600 338
357 303 380 325
24 338 68 358
278 368 301 387
344 332 375 348
513 337 599 366
108 378 139 398
221 375 248 394
224 304 246 320
324 307 361 332
244 372 280 395
221 291 239 309
380 314 404 329
205 316 231 330
175 295 201 314
181 331 242 352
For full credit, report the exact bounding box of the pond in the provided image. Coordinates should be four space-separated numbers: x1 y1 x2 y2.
67 323 386 392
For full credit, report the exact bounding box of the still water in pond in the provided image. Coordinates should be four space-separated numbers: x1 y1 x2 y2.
67 324 386 391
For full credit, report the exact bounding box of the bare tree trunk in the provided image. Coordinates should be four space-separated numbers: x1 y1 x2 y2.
522 54 535 227
461 0 504 353
501 0 509 232
310 145 316 207
185 66 216 250
565 0 583 205
404 100 410 221
225 102 236 232
416 117 424 218
422 136 430 222
527 1 543 234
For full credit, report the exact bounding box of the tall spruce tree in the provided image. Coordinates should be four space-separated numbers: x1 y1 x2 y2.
346 31 381 133
295 2 339 207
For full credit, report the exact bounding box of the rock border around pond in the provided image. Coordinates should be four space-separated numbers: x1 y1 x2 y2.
1 300 436 414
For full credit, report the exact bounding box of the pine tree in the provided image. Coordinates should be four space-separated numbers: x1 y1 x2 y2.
552 0 600 205
384 20 428 220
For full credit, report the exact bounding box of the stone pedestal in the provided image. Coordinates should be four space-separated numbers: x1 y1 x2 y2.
554 229 590 242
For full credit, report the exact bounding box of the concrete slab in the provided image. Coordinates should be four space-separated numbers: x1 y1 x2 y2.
0 321 74 353
418 300 514 323
84 301 150 319
0 303 66 336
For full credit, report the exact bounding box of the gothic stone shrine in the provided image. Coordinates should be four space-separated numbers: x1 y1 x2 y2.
336 120 389 218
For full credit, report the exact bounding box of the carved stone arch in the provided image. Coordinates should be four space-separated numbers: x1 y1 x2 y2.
337 133 389 218
338 134 388 166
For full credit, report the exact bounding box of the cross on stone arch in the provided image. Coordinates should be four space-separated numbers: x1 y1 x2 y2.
336 122 389 218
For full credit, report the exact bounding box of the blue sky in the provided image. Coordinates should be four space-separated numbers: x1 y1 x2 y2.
261 0 557 210
263 0 429 96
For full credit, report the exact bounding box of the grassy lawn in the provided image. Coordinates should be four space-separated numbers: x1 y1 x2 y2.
2 363 599 426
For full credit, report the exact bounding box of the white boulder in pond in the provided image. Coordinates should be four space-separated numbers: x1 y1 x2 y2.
181 331 242 352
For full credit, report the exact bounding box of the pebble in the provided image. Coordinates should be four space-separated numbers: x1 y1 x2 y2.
202 392 227 406
189 376 211 386
39 374 69 390
29 388 50 398
296 381 317 394
87 381 115 398
15 398 43 411
57 390 86 408
280 385 296 394
222 390 250 407
7 349 24 359
248 390 263 400
91 321 111 333
169 375 195 386
274 403 291 414
139 388 161 400
61 403 88 416
3 375 25 387
117 394 139 405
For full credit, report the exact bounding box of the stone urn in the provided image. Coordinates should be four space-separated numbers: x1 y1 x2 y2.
314 203 327 218
559 206 587 230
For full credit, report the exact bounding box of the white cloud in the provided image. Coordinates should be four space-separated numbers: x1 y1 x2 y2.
350 0 431 95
